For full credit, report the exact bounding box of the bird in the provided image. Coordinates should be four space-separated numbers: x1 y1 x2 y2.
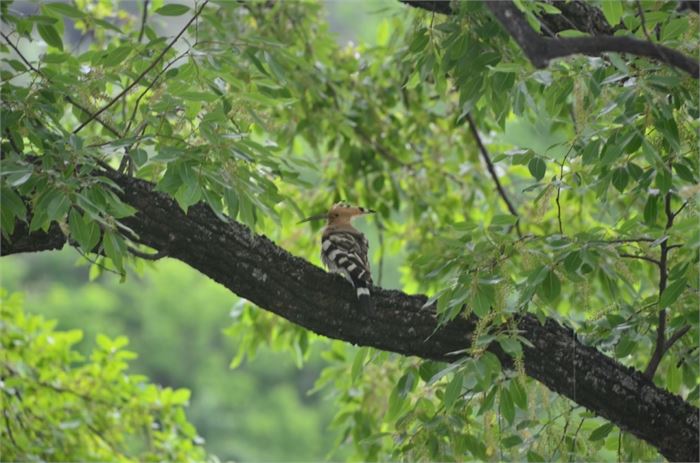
300 202 375 310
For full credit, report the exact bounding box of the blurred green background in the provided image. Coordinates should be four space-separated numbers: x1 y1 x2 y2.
2 250 337 461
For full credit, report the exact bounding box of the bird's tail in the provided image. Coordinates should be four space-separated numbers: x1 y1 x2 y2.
355 282 371 312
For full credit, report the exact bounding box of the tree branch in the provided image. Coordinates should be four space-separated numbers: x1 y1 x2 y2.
644 192 678 378
665 325 691 354
619 253 661 267
485 1 699 79
1 168 697 462
137 0 150 44
401 0 615 36
73 0 209 135
465 114 522 237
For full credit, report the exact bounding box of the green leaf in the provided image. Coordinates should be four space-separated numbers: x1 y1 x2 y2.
502 435 523 448
659 278 687 309
611 167 629 193
538 269 560 302
37 23 63 50
472 283 494 317
351 347 367 382
509 379 527 409
499 387 515 424
155 4 190 16
443 373 463 409
46 191 70 222
463 434 487 460
674 163 696 183
68 209 101 252
666 362 681 393
44 2 85 18
601 1 623 25
498 338 522 357
224 188 239 219
386 386 405 421
589 422 614 441
655 166 672 193
643 195 659 226
528 157 546 181
563 251 582 273
102 230 125 272
101 45 132 67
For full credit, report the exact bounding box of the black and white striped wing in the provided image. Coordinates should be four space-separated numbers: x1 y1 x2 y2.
321 230 372 308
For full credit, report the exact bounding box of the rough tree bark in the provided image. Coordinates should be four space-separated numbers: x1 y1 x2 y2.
401 0 700 78
2 168 698 462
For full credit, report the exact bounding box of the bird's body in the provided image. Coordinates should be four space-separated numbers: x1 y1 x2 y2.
301 203 374 310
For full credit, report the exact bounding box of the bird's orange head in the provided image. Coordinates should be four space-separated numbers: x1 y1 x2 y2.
299 202 375 226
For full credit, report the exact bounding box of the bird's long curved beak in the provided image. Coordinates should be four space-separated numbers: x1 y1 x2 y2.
298 212 328 224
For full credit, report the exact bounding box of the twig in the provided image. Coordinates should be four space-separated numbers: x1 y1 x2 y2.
672 200 689 219
127 245 166 261
556 145 574 235
619 253 661 267
4 129 21 154
618 429 623 463
3 409 18 449
0 31 122 138
600 237 656 244
485 1 699 79
569 418 585 463
73 0 209 134
124 50 189 134
137 0 149 43
466 113 522 237
644 192 676 378
635 0 672 69
664 325 691 353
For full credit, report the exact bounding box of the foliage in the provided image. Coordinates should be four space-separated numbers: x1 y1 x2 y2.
1 0 698 461
2 252 342 462
0 290 206 461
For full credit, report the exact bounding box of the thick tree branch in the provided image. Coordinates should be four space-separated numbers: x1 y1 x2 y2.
1 221 66 255
400 0 700 78
401 0 615 35
485 1 699 79
1 169 697 461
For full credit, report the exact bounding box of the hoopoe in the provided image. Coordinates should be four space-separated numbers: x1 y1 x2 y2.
300 203 375 310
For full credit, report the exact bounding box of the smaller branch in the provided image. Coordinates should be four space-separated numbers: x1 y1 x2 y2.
124 50 188 134
644 192 676 379
635 0 672 68
602 237 656 244
667 244 684 250
672 200 690 219
127 245 166 261
73 0 209 134
466 114 522 238
4 129 21 154
137 0 150 43
619 253 661 267
485 1 699 79
3 409 18 449
556 145 574 235
664 325 691 354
